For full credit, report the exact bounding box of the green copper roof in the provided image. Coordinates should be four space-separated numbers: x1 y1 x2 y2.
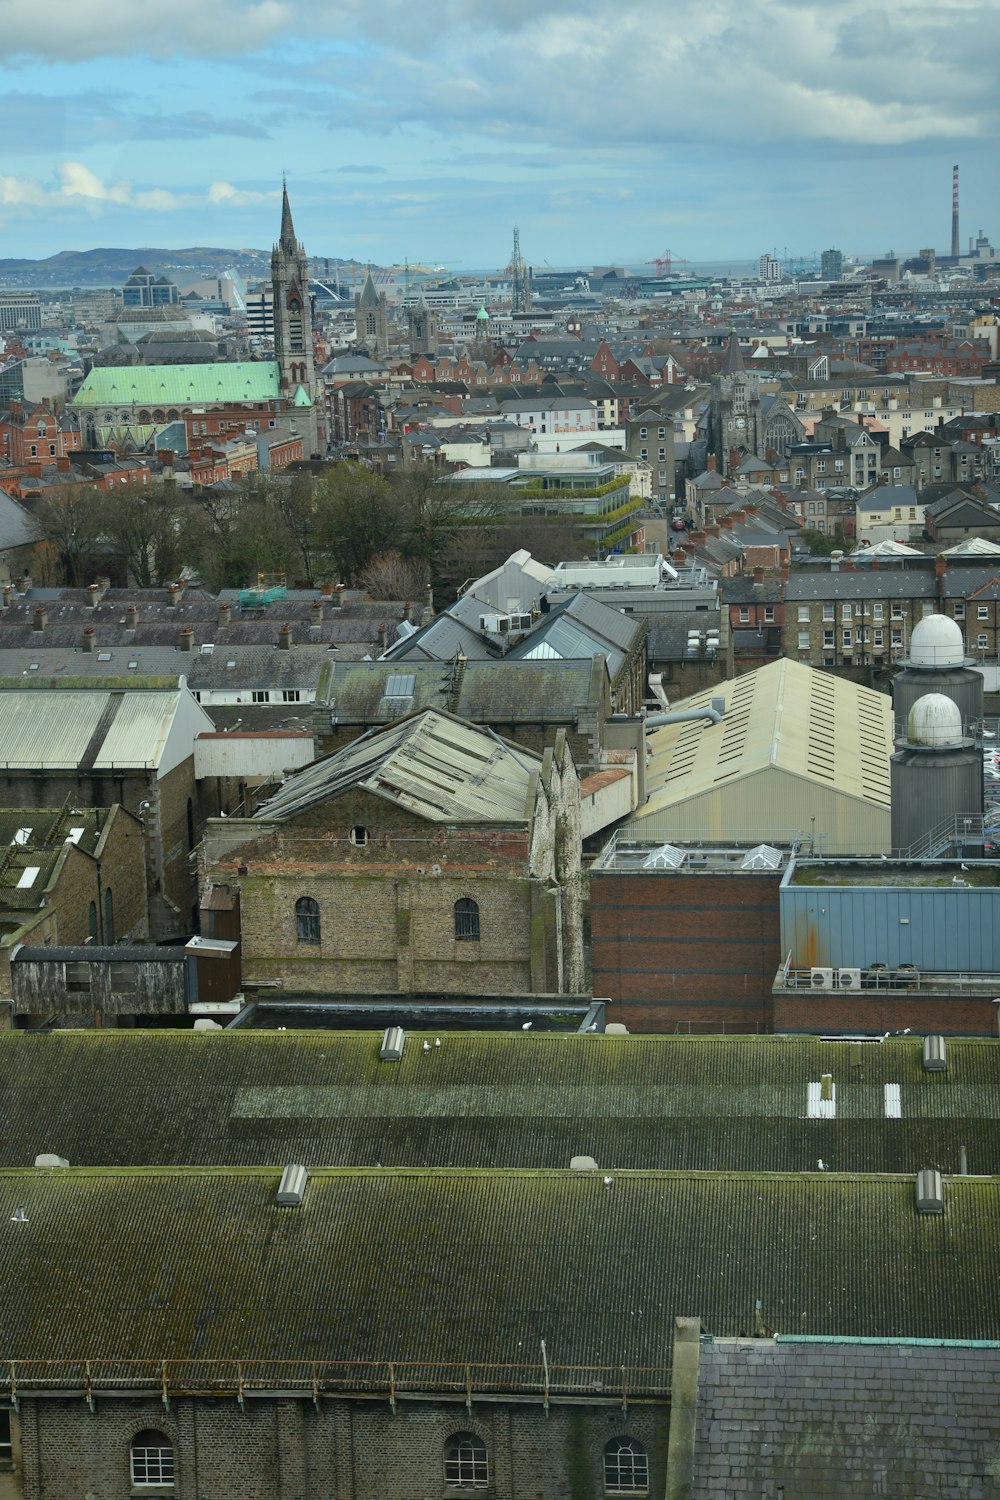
73 362 281 407
292 383 313 407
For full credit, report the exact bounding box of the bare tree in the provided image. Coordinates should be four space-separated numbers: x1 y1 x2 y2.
358 550 429 601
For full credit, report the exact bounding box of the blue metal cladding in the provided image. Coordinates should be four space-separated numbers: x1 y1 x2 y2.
780 882 1000 971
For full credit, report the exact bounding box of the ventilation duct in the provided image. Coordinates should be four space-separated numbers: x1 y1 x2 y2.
277 1164 309 1206
380 1025 406 1062
922 1035 947 1072
915 1168 944 1214
570 1155 598 1171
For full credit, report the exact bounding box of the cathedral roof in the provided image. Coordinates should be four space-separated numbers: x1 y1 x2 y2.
279 180 297 250
358 271 382 307
292 385 313 407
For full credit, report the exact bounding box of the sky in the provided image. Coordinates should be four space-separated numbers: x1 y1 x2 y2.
1 0 998 271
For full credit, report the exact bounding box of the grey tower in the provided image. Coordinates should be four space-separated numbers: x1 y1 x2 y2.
355 270 389 360
407 292 439 359
270 183 319 453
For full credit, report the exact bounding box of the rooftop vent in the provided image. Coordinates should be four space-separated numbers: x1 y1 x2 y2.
570 1155 598 1171
34 1153 68 1168
605 1022 630 1035
193 1018 223 1031
277 1163 308 1207
923 1035 947 1072
380 1025 405 1062
916 1168 944 1215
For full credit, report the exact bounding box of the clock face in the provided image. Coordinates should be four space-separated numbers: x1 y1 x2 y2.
735 417 746 428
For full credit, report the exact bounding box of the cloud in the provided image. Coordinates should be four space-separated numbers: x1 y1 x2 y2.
208 181 282 206
0 161 185 212
334 164 388 175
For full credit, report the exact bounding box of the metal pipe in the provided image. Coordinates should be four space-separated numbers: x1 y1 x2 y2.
644 707 723 730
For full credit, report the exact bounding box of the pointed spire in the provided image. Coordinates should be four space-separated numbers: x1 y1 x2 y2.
722 331 745 377
279 176 297 250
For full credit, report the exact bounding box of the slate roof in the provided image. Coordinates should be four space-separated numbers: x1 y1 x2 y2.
1 1162 999 1369
784 572 937 601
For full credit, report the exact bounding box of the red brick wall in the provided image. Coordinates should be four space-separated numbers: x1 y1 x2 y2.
774 990 998 1036
590 871 782 1033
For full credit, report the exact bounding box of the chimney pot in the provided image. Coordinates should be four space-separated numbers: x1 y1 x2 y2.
87 584 100 608
279 624 293 650
126 605 138 626
179 626 194 652
32 606 46 631
310 601 323 624
82 627 95 653
753 565 765 584
218 602 232 626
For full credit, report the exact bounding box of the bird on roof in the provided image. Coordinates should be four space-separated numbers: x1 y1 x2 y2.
817 1159 826 1172
521 1021 532 1030
603 1176 613 1187
422 1040 431 1052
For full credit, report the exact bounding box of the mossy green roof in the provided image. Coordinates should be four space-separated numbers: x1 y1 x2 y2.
73 362 281 408
1 1167 998 1369
1 1032 998 1175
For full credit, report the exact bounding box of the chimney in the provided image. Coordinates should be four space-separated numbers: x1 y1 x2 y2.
87 583 101 609
753 565 765 584
377 621 389 649
125 605 138 629
82 626 95 653
781 558 790 582
2 585 11 608
310 600 323 626
218 601 232 628
32 606 46 632
167 582 184 608
179 625 194 652
706 455 716 472
278 624 293 650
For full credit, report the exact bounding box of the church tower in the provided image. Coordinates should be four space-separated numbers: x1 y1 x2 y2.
710 332 760 475
271 182 319 452
407 291 439 359
355 270 389 360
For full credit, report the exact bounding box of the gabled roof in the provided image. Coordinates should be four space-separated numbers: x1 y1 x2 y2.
259 708 542 825
73 362 282 407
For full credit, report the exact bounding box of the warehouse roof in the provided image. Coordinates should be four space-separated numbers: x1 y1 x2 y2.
0 687 212 773
0 1165 998 1374
0 1031 994 1175
260 709 541 824
640 659 892 820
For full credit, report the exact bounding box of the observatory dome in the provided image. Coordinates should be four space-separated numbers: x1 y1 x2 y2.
909 612 965 668
907 692 964 747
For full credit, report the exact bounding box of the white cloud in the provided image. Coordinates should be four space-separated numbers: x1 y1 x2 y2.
0 162 186 213
208 181 282 207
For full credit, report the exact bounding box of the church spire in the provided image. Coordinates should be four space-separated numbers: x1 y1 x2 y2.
279 176 297 251
721 330 746 377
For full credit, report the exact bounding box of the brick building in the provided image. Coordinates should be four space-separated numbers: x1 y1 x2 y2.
200 709 585 996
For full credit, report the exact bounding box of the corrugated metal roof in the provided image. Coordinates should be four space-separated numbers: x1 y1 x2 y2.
260 709 539 824
638 659 892 823
0 690 185 770
1 1164 1000 1361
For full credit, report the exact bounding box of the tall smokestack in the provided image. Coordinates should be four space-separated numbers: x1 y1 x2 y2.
951 164 960 260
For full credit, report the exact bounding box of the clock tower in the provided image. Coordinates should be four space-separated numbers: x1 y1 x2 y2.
711 332 760 476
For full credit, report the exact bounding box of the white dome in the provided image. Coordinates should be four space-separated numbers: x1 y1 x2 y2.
909 612 965 668
907 693 963 746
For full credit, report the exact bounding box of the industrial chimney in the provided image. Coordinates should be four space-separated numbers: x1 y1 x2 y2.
951 164 960 261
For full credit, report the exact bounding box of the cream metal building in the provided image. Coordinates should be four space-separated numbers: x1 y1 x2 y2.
625 658 892 854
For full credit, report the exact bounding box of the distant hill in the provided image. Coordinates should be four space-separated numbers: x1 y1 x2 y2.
0 246 364 290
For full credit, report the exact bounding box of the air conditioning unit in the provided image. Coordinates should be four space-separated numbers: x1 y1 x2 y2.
837 967 862 990
810 966 835 988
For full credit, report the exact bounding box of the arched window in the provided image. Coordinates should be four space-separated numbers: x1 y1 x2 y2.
454 897 480 942
295 896 320 945
131 1429 174 1487
349 825 369 847
88 901 98 942
104 887 114 944
445 1432 488 1488
604 1437 648 1494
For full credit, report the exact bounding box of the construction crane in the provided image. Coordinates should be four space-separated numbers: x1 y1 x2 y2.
507 226 531 314
641 250 690 276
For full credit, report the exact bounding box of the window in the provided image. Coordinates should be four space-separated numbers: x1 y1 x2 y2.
65 960 90 994
979 606 990 620
454 897 480 942
763 607 775 622
841 603 851 621
349 826 369 847
797 631 810 650
605 1437 649 1495
0 1407 11 1462
130 1429 174 1488
797 605 809 622
823 630 834 648
739 607 750 623
282 689 301 703
842 628 852 648
445 1432 488 1488
822 604 834 622
978 634 989 649
295 896 320 945
954 602 966 620
251 690 269 703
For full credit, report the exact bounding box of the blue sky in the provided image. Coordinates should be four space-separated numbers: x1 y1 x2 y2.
1 0 998 269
